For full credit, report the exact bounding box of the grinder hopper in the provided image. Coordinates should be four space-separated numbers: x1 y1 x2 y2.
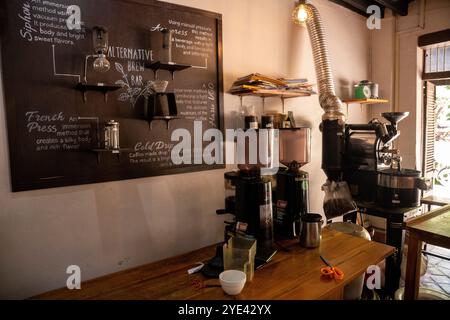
382 112 410 128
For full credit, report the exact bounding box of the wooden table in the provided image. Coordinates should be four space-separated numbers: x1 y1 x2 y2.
404 205 450 300
421 195 450 211
33 228 394 300
421 195 450 257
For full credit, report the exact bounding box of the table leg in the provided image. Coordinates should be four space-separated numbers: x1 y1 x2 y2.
404 232 422 300
385 217 404 297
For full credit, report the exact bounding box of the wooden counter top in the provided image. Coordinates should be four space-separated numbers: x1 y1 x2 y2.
33 228 394 300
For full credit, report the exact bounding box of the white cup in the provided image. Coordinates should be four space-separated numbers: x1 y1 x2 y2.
219 270 247 296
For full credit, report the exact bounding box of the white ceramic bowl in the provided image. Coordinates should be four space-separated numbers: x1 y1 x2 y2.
219 270 247 296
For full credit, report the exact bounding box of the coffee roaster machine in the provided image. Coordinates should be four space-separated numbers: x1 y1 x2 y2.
343 112 431 208
343 112 406 203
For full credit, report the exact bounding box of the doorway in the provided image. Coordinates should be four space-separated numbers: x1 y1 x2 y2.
434 85 450 196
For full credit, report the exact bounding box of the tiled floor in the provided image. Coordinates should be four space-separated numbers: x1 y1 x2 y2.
420 245 450 296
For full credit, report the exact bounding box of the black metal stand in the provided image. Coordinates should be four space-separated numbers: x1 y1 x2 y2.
91 148 133 164
144 93 181 130
145 61 192 80
347 201 420 298
75 83 122 103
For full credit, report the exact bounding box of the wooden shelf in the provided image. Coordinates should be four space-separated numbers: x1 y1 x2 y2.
231 89 314 99
231 89 315 114
343 98 389 105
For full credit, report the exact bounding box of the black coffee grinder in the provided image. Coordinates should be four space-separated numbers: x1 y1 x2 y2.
207 167 275 278
234 170 274 249
275 128 311 238
217 168 277 270
217 121 278 268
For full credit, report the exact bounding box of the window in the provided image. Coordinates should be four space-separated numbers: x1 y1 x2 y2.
424 45 450 73
420 30 450 196
423 82 436 180
434 85 450 195
420 29 450 81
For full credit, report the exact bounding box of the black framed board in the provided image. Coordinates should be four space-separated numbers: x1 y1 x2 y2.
0 0 224 192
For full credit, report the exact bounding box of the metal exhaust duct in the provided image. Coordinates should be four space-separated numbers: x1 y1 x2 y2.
293 1 346 181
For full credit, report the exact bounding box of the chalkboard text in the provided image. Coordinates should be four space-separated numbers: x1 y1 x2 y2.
19 2 36 42
26 111 65 133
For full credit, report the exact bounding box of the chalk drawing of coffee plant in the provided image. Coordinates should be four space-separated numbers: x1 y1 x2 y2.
115 62 152 107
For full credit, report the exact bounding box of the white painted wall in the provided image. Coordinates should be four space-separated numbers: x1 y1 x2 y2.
370 0 450 170
0 0 370 299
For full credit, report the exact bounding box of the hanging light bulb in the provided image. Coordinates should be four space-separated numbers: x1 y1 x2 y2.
292 1 309 25
92 26 111 73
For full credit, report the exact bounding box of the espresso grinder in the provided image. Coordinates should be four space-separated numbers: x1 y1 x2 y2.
275 128 311 238
217 126 278 266
234 169 274 250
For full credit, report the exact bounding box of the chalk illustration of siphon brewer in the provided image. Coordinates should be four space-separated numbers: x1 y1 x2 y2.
75 26 121 103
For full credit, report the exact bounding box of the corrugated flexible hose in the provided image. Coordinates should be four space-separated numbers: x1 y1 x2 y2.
302 3 346 180
304 3 345 123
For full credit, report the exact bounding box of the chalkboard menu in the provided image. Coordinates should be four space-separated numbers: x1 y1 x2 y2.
0 0 224 192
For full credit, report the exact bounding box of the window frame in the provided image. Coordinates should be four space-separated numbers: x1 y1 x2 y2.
420 29 450 80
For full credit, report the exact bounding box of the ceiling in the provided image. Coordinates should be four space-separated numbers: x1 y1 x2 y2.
329 0 414 17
